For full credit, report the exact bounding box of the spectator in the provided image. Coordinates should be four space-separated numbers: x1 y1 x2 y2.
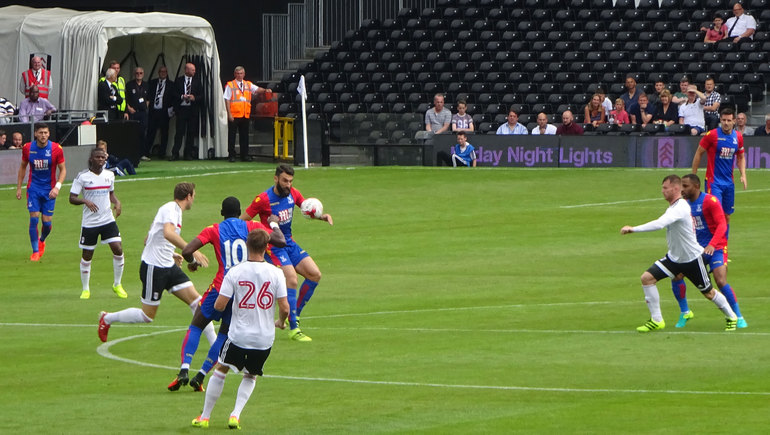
703 78 721 130
451 99 474 133
596 87 613 118
653 89 679 128
629 93 653 126
1 96 16 123
678 85 707 135
145 66 174 159
126 67 149 157
496 108 528 135
95 140 135 176
753 114 770 136
19 85 56 122
425 93 451 134
583 93 606 128
620 75 640 110
648 80 665 107
735 112 755 136
702 13 727 43
98 69 124 122
171 62 203 161
0 130 6 149
725 2 756 43
99 60 127 120
672 75 691 105
556 110 584 135
19 56 53 100
436 131 476 167
610 98 630 125
531 112 557 135
10 131 24 149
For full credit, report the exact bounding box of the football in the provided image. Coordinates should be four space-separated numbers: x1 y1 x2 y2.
300 198 323 219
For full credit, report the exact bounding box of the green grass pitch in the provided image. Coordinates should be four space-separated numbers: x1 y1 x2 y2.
2 161 770 434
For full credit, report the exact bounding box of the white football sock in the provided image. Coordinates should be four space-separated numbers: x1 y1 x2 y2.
203 322 217 346
80 259 92 290
231 375 256 420
104 307 152 324
189 297 201 314
642 284 663 322
201 370 226 419
113 254 124 286
710 291 737 318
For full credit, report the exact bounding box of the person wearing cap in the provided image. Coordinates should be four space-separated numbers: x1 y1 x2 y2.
678 85 707 136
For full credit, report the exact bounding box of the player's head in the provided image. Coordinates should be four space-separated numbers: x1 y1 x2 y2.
661 174 682 202
174 182 196 209
246 228 270 257
720 108 735 133
33 123 49 144
681 174 701 201
274 164 295 197
221 196 241 219
89 148 107 174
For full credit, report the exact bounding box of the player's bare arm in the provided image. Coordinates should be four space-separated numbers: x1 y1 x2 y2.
620 225 634 234
69 192 98 212
109 192 122 217
49 161 66 199
214 294 230 312
15 160 28 200
181 237 205 271
320 213 334 226
164 222 209 267
275 296 289 329
239 211 253 221
737 153 747 189
691 146 706 173
266 215 287 247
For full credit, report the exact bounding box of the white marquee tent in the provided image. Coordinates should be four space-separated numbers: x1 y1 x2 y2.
0 5 227 157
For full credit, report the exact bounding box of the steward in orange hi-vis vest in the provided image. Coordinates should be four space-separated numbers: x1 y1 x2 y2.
226 80 253 119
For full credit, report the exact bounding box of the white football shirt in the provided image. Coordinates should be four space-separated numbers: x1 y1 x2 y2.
220 260 287 350
141 201 182 267
70 169 115 228
633 198 703 263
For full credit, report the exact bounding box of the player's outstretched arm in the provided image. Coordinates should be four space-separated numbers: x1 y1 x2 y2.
320 213 333 226
620 225 634 235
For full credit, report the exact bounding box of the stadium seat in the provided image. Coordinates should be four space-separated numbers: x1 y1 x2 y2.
501 94 522 105
614 0 635 8
623 10 645 21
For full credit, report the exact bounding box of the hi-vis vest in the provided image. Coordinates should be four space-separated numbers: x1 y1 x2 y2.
227 80 253 118
22 69 52 99
99 76 126 112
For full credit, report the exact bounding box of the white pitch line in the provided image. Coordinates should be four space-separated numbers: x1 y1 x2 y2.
94 328 770 396
562 188 770 209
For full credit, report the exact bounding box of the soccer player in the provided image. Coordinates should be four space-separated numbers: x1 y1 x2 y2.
191 229 289 430
620 174 738 332
68 148 127 299
241 164 333 342
168 196 286 392
97 182 213 343
15 122 66 261
669 174 746 328
691 107 747 228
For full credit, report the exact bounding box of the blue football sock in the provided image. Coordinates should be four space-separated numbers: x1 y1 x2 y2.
671 279 690 313
40 220 52 242
287 288 298 329
201 332 228 374
29 216 39 252
719 284 742 317
297 280 318 316
181 325 203 366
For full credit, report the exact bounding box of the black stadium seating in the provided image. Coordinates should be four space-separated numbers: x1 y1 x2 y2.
284 1 769 141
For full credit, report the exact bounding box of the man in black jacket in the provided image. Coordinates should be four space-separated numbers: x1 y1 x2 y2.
170 62 203 161
145 66 174 159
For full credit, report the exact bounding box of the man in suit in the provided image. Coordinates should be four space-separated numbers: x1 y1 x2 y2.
97 69 123 121
171 62 203 161
145 66 174 159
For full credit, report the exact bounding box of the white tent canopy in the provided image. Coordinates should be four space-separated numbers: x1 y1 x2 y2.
0 6 227 157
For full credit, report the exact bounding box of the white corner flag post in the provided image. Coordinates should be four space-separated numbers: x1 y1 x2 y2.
297 75 309 169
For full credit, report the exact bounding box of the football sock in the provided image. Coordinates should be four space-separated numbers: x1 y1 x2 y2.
201 332 228 374
41 220 52 241
231 375 256 420
29 216 39 252
189 297 201 314
80 259 92 290
297 279 319 316
112 254 124 286
104 307 152 324
642 284 663 322
203 322 216 346
201 370 226 419
670 279 689 312
710 291 737 318
719 284 742 318
181 325 203 366
287 288 298 329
